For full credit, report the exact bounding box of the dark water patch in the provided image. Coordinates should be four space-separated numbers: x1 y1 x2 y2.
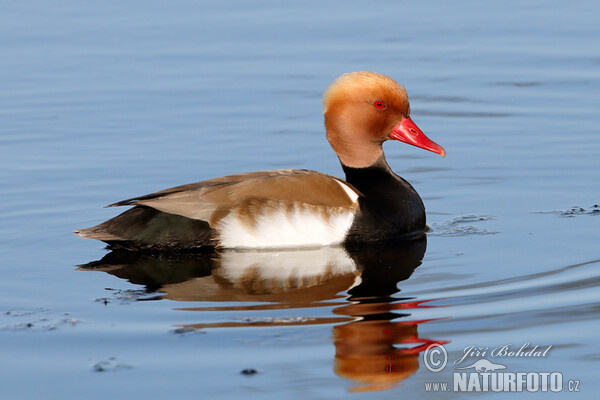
171 327 206 336
1 308 80 331
240 368 259 376
93 357 133 372
3 308 48 317
429 215 498 237
94 288 163 305
534 204 600 217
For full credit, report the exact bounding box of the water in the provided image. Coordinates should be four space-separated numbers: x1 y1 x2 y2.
1 1 599 398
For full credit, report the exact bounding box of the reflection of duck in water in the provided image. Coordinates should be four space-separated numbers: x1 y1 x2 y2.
82 246 359 306
333 240 448 392
75 72 444 251
80 237 448 392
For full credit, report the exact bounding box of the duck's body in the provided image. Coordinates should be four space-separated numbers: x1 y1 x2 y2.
75 72 444 251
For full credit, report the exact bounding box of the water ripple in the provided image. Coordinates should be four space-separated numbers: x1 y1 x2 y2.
534 205 600 217
429 215 498 237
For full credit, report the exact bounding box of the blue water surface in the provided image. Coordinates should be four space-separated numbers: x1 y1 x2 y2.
1 1 599 398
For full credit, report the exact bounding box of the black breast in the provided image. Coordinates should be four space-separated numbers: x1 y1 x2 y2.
342 155 426 243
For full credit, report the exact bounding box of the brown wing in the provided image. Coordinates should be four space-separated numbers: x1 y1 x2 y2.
106 170 304 207
109 169 359 224
75 169 360 250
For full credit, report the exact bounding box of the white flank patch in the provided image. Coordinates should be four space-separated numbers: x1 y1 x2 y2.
217 203 356 249
335 179 359 203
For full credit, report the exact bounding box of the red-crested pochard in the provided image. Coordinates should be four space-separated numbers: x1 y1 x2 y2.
75 72 445 250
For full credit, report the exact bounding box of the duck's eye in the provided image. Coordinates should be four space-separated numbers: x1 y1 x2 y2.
373 101 386 109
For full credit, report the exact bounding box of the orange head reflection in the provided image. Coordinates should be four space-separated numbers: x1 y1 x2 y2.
334 319 420 392
333 301 448 392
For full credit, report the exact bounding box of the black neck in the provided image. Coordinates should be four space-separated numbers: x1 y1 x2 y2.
342 154 426 243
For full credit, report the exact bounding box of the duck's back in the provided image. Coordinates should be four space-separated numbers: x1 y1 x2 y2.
75 169 360 250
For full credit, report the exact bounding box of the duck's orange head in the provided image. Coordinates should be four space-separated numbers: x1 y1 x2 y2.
323 72 445 168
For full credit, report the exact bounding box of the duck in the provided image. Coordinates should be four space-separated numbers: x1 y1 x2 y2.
74 71 445 251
